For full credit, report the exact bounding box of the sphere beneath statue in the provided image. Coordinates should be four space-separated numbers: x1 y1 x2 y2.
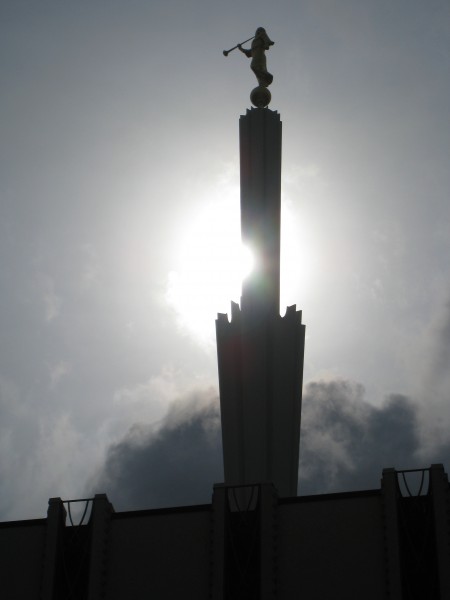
250 86 271 108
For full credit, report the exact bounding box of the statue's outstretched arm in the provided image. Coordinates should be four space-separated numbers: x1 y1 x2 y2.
238 45 252 58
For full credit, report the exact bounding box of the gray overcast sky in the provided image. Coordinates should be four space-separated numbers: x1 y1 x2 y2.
1 0 450 520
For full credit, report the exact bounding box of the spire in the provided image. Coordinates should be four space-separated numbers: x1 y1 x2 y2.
216 104 305 496
239 107 281 317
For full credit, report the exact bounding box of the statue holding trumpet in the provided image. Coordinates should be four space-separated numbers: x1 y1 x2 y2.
223 27 275 107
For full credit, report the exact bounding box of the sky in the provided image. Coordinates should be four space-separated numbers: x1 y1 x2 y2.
1 0 450 521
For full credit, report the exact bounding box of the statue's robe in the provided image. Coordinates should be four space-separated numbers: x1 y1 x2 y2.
245 31 274 87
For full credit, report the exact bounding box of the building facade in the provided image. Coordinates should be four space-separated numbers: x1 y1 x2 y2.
1 464 450 599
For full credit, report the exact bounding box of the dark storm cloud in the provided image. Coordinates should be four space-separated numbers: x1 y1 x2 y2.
298 380 422 494
92 380 450 511
91 390 223 511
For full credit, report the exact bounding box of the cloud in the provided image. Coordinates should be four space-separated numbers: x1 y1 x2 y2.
48 360 71 389
426 299 450 388
79 243 101 291
90 388 223 510
91 379 450 512
0 374 85 519
298 380 422 494
412 297 450 456
36 273 62 322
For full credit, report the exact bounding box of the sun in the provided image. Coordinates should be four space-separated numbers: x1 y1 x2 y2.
280 199 317 311
166 188 249 344
166 186 314 346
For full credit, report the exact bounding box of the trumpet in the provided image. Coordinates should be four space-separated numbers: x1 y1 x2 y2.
223 35 255 57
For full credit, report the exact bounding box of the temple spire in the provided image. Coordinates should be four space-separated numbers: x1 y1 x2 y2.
216 100 305 496
239 107 281 317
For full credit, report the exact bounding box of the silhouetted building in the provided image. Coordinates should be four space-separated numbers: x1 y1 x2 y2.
2 466 450 599
1 104 450 599
216 108 305 497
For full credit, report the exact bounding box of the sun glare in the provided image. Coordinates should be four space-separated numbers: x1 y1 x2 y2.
166 186 316 346
240 244 254 280
280 199 317 310
166 190 244 344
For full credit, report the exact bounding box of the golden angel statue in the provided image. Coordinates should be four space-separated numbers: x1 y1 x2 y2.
238 27 274 87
